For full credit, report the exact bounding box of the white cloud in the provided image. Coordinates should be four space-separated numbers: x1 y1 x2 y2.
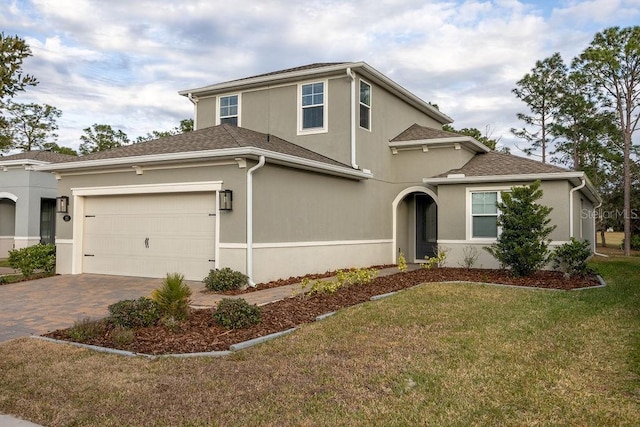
2 0 638 155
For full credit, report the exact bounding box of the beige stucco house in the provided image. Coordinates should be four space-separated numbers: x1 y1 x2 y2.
37 62 599 283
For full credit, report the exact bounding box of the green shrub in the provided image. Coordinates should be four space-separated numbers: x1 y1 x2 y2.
108 297 161 329
397 252 407 272
621 235 640 251
485 181 555 276
150 273 192 320
213 298 261 329
110 325 135 346
553 238 593 276
67 318 106 342
421 246 450 270
301 268 378 296
8 243 56 277
203 268 249 292
459 246 480 269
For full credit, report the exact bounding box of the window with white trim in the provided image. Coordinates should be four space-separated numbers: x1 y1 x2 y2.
219 95 239 126
471 191 500 238
359 80 371 130
299 81 326 132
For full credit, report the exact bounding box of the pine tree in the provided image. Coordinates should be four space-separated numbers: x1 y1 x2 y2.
486 181 556 276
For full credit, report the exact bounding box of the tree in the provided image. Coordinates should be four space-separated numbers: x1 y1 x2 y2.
0 102 61 151
0 33 38 101
573 26 640 255
134 118 194 143
43 142 77 156
79 124 130 155
485 181 556 276
443 124 499 150
512 53 567 163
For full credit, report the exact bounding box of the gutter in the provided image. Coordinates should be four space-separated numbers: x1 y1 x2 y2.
246 155 266 286
592 201 609 257
187 93 199 130
569 178 586 239
346 67 358 169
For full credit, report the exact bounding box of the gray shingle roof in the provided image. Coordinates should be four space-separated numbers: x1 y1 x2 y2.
391 123 463 142
0 150 77 163
232 63 349 82
54 124 348 168
433 151 571 178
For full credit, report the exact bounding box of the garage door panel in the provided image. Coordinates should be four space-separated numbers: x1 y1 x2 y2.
82 192 216 280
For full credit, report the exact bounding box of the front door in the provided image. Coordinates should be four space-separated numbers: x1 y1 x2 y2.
40 198 56 245
416 194 437 259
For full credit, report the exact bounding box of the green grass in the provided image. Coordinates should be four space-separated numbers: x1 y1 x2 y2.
0 256 638 426
0 259 10 268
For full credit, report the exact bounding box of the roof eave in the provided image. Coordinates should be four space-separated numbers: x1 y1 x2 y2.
389 136 490 153
35 148 372 181
423 171 601 203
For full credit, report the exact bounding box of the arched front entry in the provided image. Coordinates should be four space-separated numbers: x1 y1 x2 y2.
392 186 438 263
0 193 18 258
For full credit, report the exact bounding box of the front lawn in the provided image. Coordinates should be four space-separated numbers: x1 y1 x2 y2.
0 256 638 426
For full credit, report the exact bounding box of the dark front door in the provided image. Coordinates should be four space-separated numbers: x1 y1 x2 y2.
40 198 56 245
416 194 437 259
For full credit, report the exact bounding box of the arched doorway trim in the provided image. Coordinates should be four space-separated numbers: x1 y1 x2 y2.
0 192 18 202
391 186 438 263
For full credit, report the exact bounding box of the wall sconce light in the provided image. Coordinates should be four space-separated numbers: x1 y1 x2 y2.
56 196 69 213
219 190 233 211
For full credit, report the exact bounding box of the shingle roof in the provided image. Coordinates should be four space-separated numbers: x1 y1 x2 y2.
0 150 77 163
233 63 349 82
433 151 571 178
391 123 463 142
54 124 348 168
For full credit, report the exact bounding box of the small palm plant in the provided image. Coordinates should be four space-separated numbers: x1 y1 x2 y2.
151 273 192 321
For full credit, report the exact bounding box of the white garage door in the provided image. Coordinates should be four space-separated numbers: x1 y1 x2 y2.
82 192 216 280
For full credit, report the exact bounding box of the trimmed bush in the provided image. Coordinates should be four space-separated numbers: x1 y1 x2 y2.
203 268 249 292
108 297 161 329
151 273 192 320
67 318 106 342
110 325 135 346
213 298 261 329
8 243 56 277
553 238 593 276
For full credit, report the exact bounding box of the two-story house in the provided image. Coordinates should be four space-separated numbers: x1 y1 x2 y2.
39 62 599 283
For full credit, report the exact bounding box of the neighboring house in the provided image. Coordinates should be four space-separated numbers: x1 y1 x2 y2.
0 151 76 258
37 62 599 283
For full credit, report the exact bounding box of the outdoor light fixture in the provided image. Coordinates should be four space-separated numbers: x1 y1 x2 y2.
219 189 233 211
56 196 69 213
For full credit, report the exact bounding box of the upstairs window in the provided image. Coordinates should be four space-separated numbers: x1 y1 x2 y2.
299 81 326 133
471 191 499 238
219 95 239 126
359 80 371 130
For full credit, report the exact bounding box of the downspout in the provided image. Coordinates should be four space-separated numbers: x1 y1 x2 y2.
246 155 266 286
346 68 358 169
569 178 586 239
187 93 198 130
593 201 609 257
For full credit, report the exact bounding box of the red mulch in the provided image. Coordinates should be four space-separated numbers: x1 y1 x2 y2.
45 268 601 355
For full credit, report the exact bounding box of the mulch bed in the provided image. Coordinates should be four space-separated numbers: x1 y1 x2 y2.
45 268 601 355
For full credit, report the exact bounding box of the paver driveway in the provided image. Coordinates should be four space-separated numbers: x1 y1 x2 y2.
0 274 211 343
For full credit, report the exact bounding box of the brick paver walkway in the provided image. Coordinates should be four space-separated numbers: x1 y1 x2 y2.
0 267 411 343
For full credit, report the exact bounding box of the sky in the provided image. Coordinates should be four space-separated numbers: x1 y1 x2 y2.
1 0 639 155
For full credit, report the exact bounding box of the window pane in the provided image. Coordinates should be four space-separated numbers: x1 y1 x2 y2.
360 104 370 129
472 192 497 214
473 216 498 238
360 81 370 106
303 106 323 128
302 85 313 95
221 116 238 126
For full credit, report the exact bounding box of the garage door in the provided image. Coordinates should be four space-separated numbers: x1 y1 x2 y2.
82 192 216 280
